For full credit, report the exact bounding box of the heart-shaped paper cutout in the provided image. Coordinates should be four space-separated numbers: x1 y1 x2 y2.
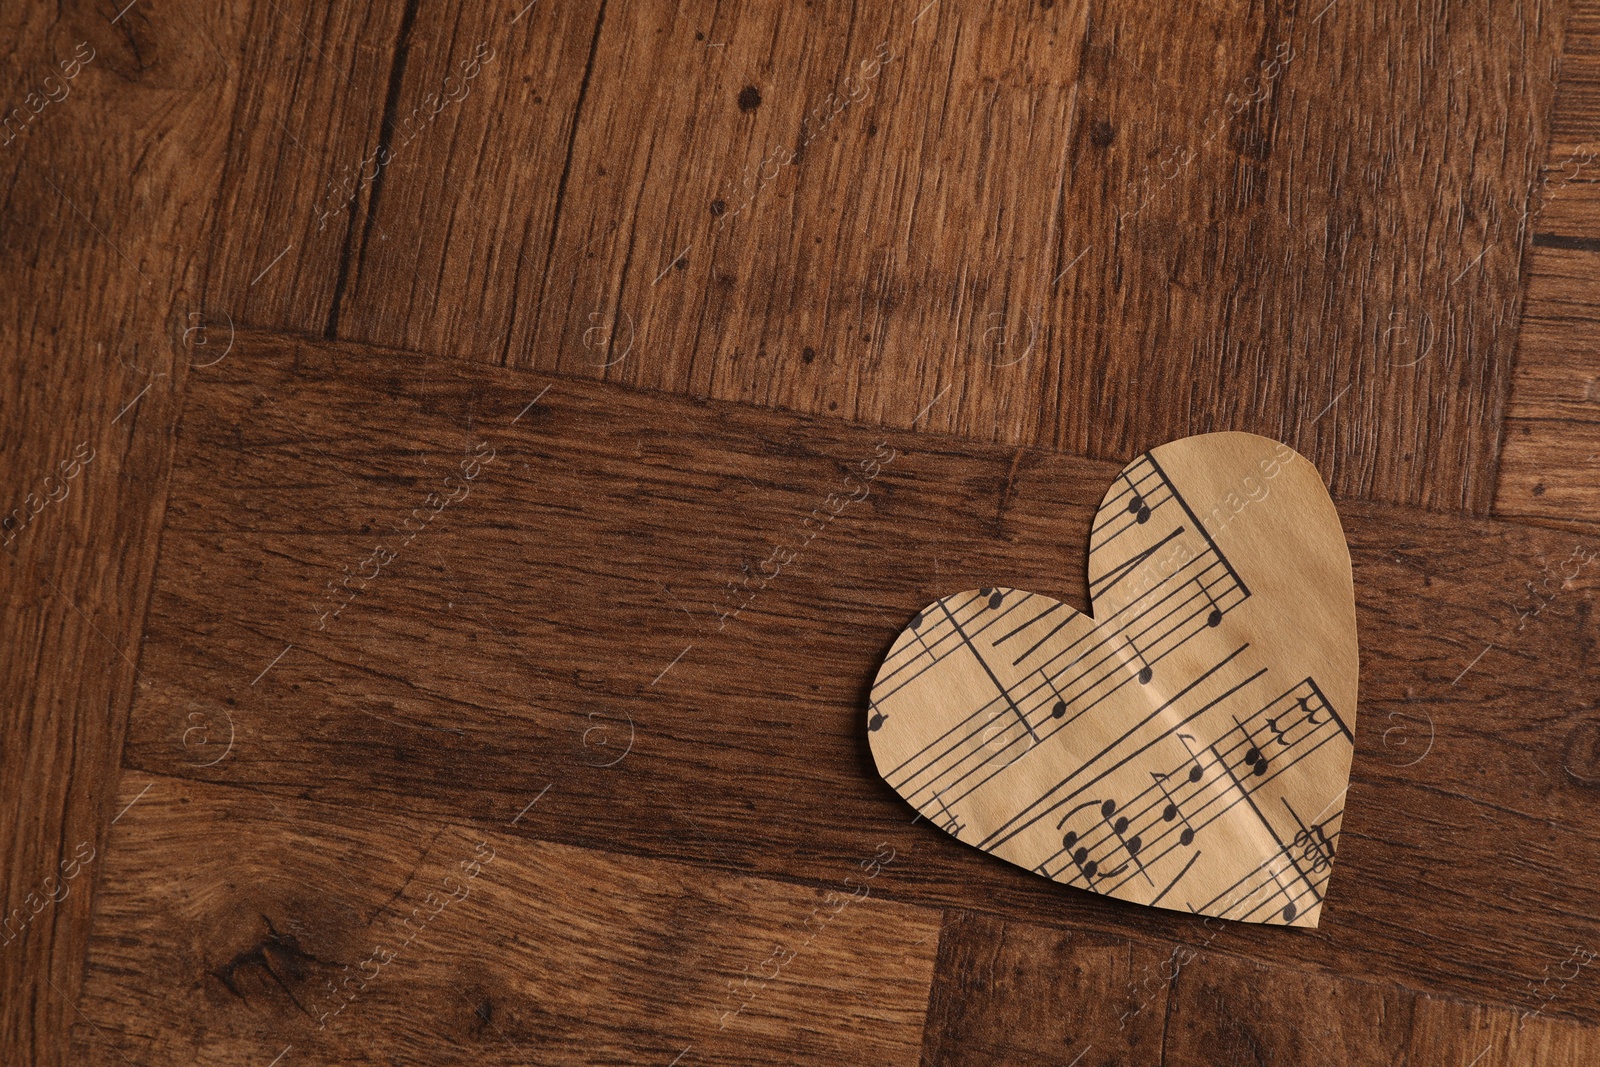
868 432 1357 927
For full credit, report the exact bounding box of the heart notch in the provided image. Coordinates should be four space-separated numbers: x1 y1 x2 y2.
868 432 1357 928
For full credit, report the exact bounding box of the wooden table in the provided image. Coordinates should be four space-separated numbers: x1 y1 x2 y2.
4 0 1600 1062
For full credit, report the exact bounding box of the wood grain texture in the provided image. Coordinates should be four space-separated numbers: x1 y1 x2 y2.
1407 994 1600 1066
923 911 1600 1065
196 0 605 345
0 2 249 1063
4 0 1596 1061
1493 247 1600 527
1161 949 1415 1063
199 0 409 337
1531 0 1599 237
213 0 1565 513
115 329 1600 1031
1163 946 1600 1065
1494 0 1600 530
917 910 1173 1067
921 915 1600 1062
331 0 605 351
73 773 940 1065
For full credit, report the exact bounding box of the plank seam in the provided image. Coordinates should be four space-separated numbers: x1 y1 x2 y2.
325 0 422 340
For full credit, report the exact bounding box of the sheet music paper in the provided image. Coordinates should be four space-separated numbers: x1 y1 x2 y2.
868 432 1358 927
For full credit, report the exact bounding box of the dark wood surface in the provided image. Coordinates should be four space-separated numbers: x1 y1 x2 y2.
219 0 1566 514
76 774 941 1065
107 330 1600 1020
1497 1 1600 529
5 0 1600 1063
0 0 251 1060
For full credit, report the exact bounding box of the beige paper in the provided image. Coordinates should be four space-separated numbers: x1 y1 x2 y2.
868 432 1358 927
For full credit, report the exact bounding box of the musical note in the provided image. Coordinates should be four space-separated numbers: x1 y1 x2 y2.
1266 696 1322 745
1099 797 1152 884
1056 800 1118 881
1264 864 1300 923
1200 579 1225 628
1293 825 1334 873
1282 797 1336 874
929 788 965 836
1126 478 1152 524
1151 768 1200 847
1242 743 1269 776
1229 717 1272 777
868 708 888 732
1058 828 1099 880
1125 636 1155 685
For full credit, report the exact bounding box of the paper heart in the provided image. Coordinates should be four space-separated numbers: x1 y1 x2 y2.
868 432 1357 927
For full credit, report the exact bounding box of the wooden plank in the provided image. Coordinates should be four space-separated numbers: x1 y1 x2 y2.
1492 246 1600 527
1495 0 1600 530
1161 950 1600 1065
5 0 1592 1059
1161 950 1414 1063
73 772 941 1065
121 329 1600 1023
320 0 1563 513
1532 0 1599 237
1406 994 1600 1066
917 911 1173 1067
0 3 251 1064
923 913 1600 1065
199 0 409 336
331 0 605 351
195 0 604 343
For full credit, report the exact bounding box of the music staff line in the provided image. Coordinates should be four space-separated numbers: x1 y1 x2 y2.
1192 831 1337 924
878 551 1234 710
936 598 1041 742
874 451 1192 706
1037 682 1347 897
876 467 1248 742
1089 460 1173 544
885 559 1248 809
877 551 1242 773
1087 452 1249 595
896 574 1246 819
876 447 1237 685
977 645 1262 851
1036 684 1324 870
883 451 1228 735
1142 450 1252 603
1016 534 1227 668
1023 681 1347 923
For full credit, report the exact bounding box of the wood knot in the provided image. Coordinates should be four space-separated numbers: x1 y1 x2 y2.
469 994 494 1038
